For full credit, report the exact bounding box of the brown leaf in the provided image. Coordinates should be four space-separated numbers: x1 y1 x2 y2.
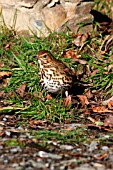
108 100 113 109
0 130 5 137
108 64 113 71
0 71 12 79
63 50 78 59
91 105 113 113
87 116 96 123
0 72 12 87
29 120 46 129
72 33 89 47
104 115 113 127
85 90 93 99
91 69 100 76
74 59 87 64
9 128 29 133
102 96 113 105
95 153 108 160
5 43 11 50
63 95 72 107
77 95 89 108
33 92 45 101
46 94 53 100
0 63 4 67
87 124 102 130
15 82 26 98
87 117 104 127
0 91 4 97
9 91 15 98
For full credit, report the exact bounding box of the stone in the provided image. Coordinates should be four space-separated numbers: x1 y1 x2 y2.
75 1 94 16
42 4 66 31
0 0 94 36
0 0 38 8
62 1 78 20
0 8 30 31
58 14 93 34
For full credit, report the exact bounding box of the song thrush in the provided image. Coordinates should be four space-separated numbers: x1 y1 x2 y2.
36 50 77 94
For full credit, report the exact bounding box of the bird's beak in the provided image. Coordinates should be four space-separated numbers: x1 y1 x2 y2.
33 55 38 59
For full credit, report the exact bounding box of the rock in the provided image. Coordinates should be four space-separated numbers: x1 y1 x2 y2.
0 0 94 36
0 8 30 31
60 144 74 150
75 1 94 16
38 151 62 159
29 17 49 37
62 1 78 20
42 4 66 31
58 14 93 34
0 0 39 9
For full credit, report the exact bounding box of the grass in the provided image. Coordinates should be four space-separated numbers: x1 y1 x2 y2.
0 27 76 122
94 0 113 17
0 1 113 152
0 19 113 122
34 128 89 144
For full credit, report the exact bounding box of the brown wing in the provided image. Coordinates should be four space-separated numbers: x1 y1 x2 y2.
52 58 75 76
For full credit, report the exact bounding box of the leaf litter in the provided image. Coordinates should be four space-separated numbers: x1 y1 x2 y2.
1 6 113 170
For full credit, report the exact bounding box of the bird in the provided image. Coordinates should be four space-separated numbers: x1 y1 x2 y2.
36 50 78 95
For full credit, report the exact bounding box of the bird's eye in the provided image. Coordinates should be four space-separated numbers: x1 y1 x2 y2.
43 54 48 58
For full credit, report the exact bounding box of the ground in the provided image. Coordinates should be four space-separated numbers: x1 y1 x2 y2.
0 0 113 169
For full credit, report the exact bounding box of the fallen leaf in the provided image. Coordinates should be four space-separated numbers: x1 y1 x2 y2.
33 92 45 101
15 82 26 98
95 153 108 160
85 90 93 99
3 78 10 87
0 72 12 87
0 63 4 67
9 91 15 98
91 105 113 113
108 64 113 71
63 50 78 59
9 128 29 133
29 120 47 129
77 95 89 108
87 124 102 129
87 116 96 123
0 72 12 78
102 96 113 105
74 59 87 64
46 94 53 100
72 33 89 47
0 91 4 97
108 100 113 109
104 114 113 127
91 69 100 76
87 116 103 126
5 43 11 50
63 95 72 107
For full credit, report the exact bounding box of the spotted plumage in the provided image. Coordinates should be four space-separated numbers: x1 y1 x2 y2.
36 50 77 94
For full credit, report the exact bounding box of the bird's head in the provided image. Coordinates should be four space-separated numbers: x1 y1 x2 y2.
36 50 54 66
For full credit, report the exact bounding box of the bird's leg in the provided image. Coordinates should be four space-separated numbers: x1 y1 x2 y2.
65 90 69 97
63 90 72 107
